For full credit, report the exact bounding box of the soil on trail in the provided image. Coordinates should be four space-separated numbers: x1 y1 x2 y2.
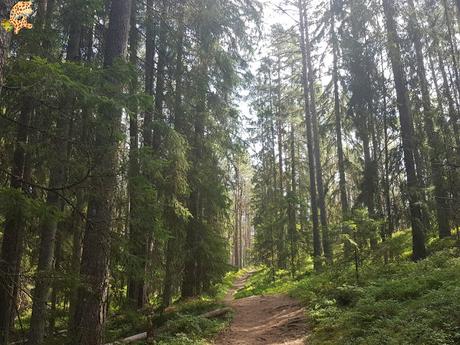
214 273 307 345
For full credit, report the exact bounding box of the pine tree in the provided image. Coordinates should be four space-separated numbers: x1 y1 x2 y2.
70 1 133 343
382 0 427 260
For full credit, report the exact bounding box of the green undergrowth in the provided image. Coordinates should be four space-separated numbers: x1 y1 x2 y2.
104 269 245 345
238 237 460 345
26 269 244 345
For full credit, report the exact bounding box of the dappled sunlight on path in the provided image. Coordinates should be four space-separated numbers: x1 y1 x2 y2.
215 274 307 345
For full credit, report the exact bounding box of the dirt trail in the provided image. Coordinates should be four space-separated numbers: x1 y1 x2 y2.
214 273 307 345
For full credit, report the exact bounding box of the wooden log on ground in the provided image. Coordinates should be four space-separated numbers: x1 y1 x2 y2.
199 307 233 318
104 332 147 345
103 307 232 345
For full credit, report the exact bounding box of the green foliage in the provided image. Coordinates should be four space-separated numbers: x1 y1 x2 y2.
105 310 149 342
152 297 233 345
238 243 460 345
234 267 297 298
208 268 247 300
157 314 227 341
103 268 245 344
155 335 208 345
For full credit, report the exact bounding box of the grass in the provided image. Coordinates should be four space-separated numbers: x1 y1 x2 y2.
236 235 460 345
102 268 246 345
14 269 245 345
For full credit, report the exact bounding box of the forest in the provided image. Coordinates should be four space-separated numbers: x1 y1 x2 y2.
0 0 459 345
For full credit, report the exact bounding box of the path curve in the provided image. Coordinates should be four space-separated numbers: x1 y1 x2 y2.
214 273 307 345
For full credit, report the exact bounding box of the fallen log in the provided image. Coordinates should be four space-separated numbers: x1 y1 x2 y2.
199 307 233 318
104 332 147 345
103 307 232 345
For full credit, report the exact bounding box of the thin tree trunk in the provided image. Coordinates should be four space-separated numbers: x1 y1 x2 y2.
382 0 426 261
0 5 51 335
27 114 69 345
297 0 322 271
27 7 86 340
331 0 348 219
442 0 460 99
303 5 331 262
162 0 186 309
48 226 63 336
153 0 167 150
0 0 13 96
0 104 32 345
67 189 86 331
287 124 297 275
438 52 460 154
126 0 146 309
381 54 394 238
143 0 155 147
276 56 286 268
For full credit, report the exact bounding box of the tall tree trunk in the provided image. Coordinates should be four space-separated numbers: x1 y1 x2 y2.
0 4 53 334
303 5 331 262
153 0 167 150
173 0 185 134
438 54 460 152
27 5 83 339
143 0 155 147
382 0 426 261
67 189 86 331
442 0 460 99
276 56 286 268
48 226 63 336
182 18 209 297
27 114 70 345
126 0 146 309
407 0 451 238
0 0 13 95
162 0 186 309
381 53 394 238
0 104 32 345
287 124 297 275
70 1 132 344
331 0 348 219
233 167 241 268
297 0 322 271
66 0 83 62
456 0 460 28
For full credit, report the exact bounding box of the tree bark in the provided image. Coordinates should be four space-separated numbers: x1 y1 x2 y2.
287 124 297 274
303 5 331 262
331 0 348 219
456 0 460 28
70 1 132 344
182 16 209 297
162 0 186 308
382 0 426 261
27 115 70 345
276 55 287 268
27 5 84 339
442 0 460 101
0 103 32 345
126 0 146 310
0 0 13 95
297 0 322 271
407 0 451 238
381 53 394 238
152 0 167 150
143 0 155 147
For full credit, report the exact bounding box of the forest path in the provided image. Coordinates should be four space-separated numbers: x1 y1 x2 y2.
214 273 308 345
